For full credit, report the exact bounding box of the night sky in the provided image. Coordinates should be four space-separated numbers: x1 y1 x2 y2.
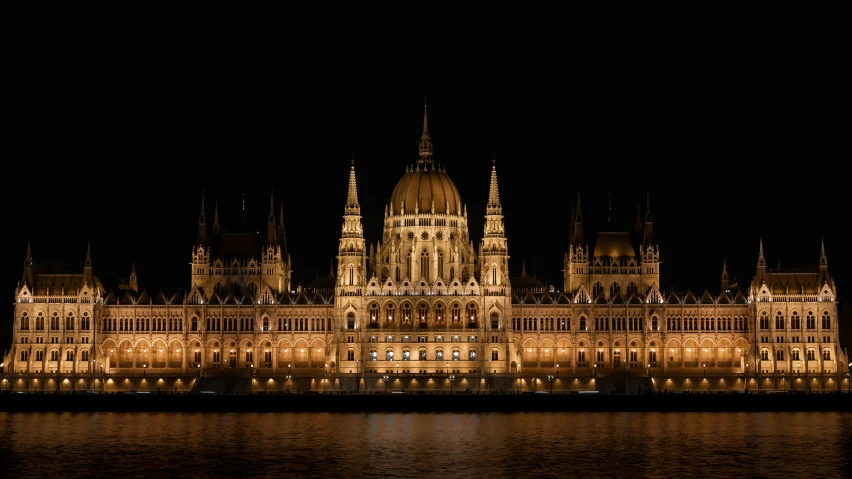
3 11 851 350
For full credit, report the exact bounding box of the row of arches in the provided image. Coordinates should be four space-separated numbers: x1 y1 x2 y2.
758 310 832 330
364 301 480 326
17 311 92 331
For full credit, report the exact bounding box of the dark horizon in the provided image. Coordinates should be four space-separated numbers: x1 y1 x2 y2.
3 15 851 352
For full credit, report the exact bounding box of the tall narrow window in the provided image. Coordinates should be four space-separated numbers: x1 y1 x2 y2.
421 250 429 280
407 252 412 280
438 250 444 279
349 266 354 285
492 265 497 285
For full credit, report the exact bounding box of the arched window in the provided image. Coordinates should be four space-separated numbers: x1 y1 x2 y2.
806 312 816 329
449 266 455 280
20 349 29 361
452 303 461 323
407 251 413 280
609 282 620 298
348 265 355 285
775 349 784 361
775 311 784 330
491 311 499 329
347 349 355 361
492 265 497 285
262 317 270 331
402 303 411 323
191 317 198 332
369 349 378 361
469 349 477 360
807 349 815 361
467 304 477 323
386 303 395 322
420 250 430 280
20 313 29 330
386 350 394 361
51 312 60 330
627 282 637 296
760 349 769 361
395 266 401 282
370 303 379 323
435 303 444 322
823 349 831 360
402 349 410 361
438 250 444 279
419 348 427 360
592 282 603 297
491 348 499 360
452 349 460 361
81 350 89 361
419 303 428 323
822 312 831 330
436 349 444 361
790 312 801 330
36 350 44 361
36 313 44 330
66 350 74 361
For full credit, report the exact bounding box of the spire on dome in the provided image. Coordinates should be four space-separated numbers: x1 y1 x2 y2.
418 99 433 166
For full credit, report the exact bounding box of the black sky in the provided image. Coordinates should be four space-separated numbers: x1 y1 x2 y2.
3 11 851 351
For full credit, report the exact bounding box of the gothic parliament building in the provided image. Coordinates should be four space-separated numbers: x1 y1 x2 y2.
4 106 848 393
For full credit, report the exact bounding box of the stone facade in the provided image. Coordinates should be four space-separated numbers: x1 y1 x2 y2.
3 105 849 394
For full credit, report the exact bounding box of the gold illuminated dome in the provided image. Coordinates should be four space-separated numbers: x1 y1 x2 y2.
390 164 462 215
389 101 462 215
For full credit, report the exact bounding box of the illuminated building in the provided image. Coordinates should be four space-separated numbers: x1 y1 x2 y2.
4 104 848 393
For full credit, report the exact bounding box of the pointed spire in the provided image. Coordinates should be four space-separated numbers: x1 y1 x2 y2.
268 190 275 223
571 190 585 248
199 190 206 223
266 191 277 246
488 157 501 208
521 258 527 278
347 156 359 208
418 99 433 165
329 258 335 278
25 241 32 266
277 200 288 256
757 237 766 267
212 201 220 234
84 241 91 267
642 190 656 246
575 190 583 222
820 238 828 267
720 259 730 291
130 261 138 293
645 190 653 223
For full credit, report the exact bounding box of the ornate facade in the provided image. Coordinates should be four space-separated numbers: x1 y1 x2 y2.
3 105 849 393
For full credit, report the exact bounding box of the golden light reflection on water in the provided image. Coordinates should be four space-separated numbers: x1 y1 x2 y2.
1 412 850 477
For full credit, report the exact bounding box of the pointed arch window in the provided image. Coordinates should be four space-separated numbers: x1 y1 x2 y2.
369 303 379 323
402 303 411 323
407 251 413 280
438 250 444 279
451 303 461 323
435 303 444 322
421 250 430 280
492 265 497 285
822 312 831 330
386 303 395 322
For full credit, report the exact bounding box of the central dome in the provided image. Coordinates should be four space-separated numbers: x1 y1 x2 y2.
390 165 462 215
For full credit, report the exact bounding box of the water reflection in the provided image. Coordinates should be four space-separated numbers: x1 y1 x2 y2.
1 412 850 477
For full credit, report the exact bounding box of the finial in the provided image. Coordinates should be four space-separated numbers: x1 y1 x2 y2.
351 152 355 166
757 237 766 267
521 258 527 278
820 237 828 267
85 241 91 267
722 259 728 278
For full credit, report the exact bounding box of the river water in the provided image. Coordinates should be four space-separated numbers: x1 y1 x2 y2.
1 412 850 477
